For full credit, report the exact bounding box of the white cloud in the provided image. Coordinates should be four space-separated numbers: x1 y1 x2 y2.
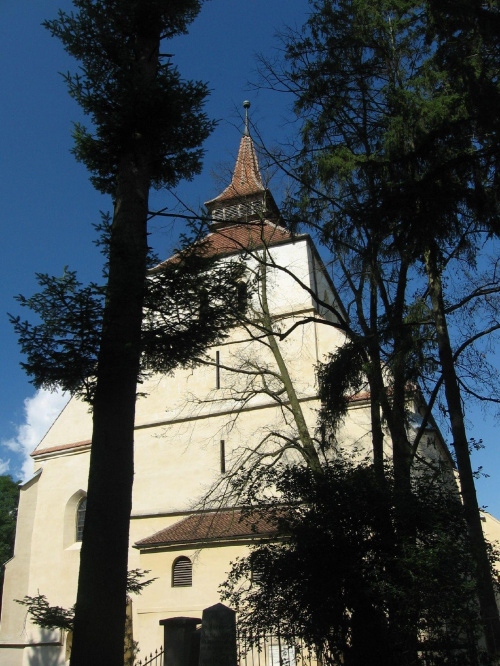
1 389 69 482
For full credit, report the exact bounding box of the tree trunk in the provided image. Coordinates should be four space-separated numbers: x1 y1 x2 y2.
368 296 417 665
70 24 158 664
260 254 324 476
70 148 150 666
367 281 386 484
425 245 500 659
369 387 386 484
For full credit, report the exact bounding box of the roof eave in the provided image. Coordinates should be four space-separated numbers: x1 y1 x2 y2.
133 532 279 551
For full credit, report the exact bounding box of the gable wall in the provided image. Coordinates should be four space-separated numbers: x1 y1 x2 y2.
0 234 456 663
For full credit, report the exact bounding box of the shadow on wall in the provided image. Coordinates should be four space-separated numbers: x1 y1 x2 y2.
25 644 66 666
23 627 67 666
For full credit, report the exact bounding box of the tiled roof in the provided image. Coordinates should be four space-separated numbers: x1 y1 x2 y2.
134 509 278 549
348 391 371 403
31 439 91 458
205 135 265 206
153 221 293 271
201 222 291 257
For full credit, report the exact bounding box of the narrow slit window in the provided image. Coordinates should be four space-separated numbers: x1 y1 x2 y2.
172 556 192 587
220 439 226 474
199 288 209 319
215 351 220 389
237 281 248 314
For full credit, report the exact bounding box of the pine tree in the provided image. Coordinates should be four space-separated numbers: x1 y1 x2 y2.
264 0 500 658
32 2 214 663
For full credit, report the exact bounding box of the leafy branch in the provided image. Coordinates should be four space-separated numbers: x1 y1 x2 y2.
16 568 156 632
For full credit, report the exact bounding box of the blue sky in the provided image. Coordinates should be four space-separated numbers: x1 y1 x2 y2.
0 0 498 516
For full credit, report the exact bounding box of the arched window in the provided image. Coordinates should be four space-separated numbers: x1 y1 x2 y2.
63 490 86 548
172 556 192 587
76 497 87 542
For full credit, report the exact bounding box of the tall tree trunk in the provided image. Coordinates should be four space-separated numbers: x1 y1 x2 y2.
367 279 387 484
70 149 150 666
367 367 386 485
425 245 500 659
369 274 418 665
70 24 158 664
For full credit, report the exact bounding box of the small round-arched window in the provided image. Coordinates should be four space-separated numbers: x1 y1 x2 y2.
76 497 87 542
172 556 192 587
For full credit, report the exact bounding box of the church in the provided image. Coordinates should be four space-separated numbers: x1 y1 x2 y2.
0 115 497 666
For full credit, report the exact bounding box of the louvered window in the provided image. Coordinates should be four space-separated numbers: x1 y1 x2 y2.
172 556 192 587
211 198 264 222
76 497 87 542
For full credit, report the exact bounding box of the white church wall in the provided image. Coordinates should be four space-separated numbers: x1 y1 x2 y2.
0 474 41 643
34 397 91 452
0 220 461 665
238 237 316 317
133 541 251 657
0 472 67 665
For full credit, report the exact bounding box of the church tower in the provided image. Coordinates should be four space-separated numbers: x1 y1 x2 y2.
204 101 280 226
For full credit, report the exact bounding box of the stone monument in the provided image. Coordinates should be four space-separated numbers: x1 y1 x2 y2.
198 603 237 666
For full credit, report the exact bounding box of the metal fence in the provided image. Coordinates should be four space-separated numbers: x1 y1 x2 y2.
135 631 329 666
135 646 164 666
237 631 328 666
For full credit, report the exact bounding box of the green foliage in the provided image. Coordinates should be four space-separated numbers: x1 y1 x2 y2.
274 0 500 477
10 226 245 402
43 0 214 194
426 0 500 141
124 568 157 596
285 0 499 255
317 341 366 439
0 475 20 603
278 1 465 465
9 271 104 398
275 0 500 658
15 568 156 631
221 460 489 665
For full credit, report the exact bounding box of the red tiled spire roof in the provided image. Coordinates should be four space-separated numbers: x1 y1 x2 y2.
205 135 265 206
204 102 281 224
150 105 290 272
134 509 278 549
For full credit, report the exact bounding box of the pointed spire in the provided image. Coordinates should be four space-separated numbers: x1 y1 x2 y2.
207 102 265 205
205 102 280 226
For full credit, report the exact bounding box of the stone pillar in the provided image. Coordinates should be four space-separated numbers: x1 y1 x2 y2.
159 616 201 666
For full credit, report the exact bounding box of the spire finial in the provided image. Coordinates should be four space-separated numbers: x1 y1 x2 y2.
243 100 250 136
